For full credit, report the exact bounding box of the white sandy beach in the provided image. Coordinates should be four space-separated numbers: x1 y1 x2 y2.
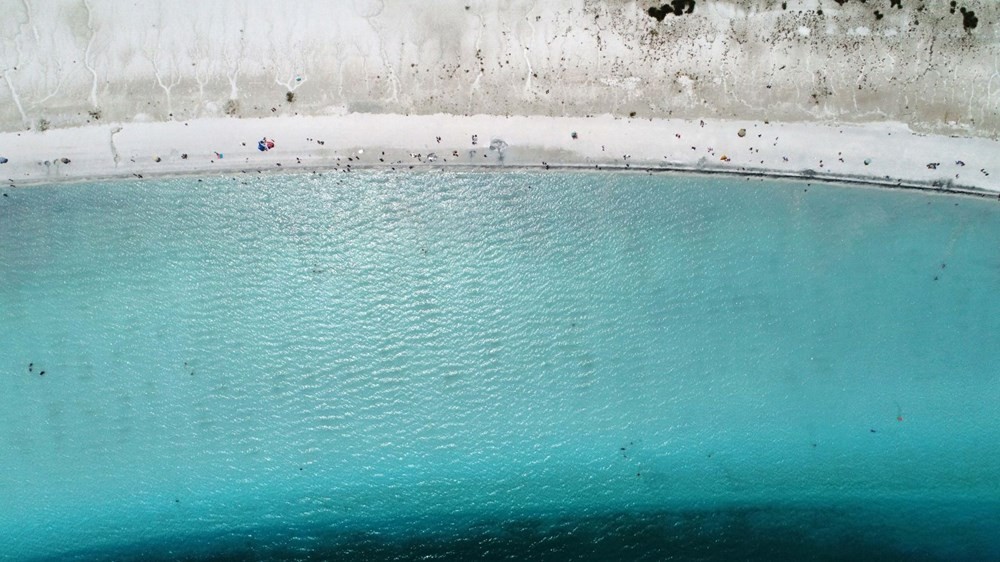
1 114 998 195
0 0 997 193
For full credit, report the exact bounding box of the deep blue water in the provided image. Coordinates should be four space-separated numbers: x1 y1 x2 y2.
1 171 998 561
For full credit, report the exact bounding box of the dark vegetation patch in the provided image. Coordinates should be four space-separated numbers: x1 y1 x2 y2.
647 0 695 21
949 2 978 30
960 7 978 30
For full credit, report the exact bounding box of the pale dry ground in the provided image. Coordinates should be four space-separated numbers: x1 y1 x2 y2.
2 114 997 194
0 0 997 136
0 1 998 192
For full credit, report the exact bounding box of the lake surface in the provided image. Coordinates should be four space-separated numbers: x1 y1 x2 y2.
1 172 998 560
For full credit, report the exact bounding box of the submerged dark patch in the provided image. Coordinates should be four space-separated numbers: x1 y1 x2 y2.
51 505 970 562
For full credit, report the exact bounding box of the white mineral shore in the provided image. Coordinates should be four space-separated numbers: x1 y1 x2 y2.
0 0 997 193
1 114 997 194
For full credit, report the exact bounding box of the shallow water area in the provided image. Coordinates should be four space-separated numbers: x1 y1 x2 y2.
1 171 998 560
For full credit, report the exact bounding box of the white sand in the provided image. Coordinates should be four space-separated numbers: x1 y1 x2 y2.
1 114 997 195
0 1 998 193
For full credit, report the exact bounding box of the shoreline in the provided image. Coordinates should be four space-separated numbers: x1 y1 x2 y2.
2 114 998 197
8 162 1000 204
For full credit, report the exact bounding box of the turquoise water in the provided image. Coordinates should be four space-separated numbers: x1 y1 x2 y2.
1 171 998 560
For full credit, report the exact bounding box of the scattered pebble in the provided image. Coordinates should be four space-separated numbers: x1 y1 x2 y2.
737 128 747 137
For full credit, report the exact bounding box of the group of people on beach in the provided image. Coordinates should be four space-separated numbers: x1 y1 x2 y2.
258 137 275 151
